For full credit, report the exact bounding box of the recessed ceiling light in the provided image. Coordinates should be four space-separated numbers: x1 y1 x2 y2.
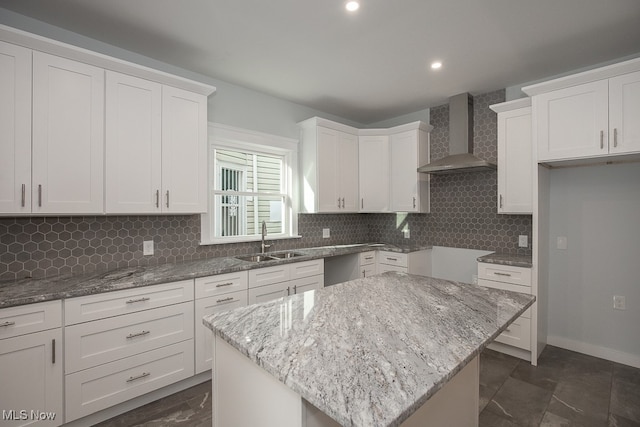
345 1 360 12
431 61 443 70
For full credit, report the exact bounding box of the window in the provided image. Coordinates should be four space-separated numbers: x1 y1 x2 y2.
201 124 298 244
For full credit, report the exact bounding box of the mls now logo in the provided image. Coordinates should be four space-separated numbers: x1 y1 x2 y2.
2 410 57 421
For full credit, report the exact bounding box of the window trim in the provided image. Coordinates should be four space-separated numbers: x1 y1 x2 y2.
201 123 299 245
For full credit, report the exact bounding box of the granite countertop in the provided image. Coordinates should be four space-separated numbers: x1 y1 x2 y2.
0 243 430 309
204 272 535 427
477 252 532 268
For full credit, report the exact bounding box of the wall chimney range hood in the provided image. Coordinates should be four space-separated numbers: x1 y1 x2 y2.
417 93 496 174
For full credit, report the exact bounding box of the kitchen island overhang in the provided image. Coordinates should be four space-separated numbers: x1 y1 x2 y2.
204 272 535 427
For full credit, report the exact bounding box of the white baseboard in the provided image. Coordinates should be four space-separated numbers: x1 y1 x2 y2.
547 335 640 369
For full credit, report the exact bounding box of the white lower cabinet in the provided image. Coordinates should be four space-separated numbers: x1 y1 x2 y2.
248 259 324 305
477 262 533 353
0 301 63 427
359 251 376 278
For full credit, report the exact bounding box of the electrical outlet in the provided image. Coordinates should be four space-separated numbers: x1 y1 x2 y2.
322 228 330 238
613 295 626 310
403 229 410 239
143 240 154 256
556 236 568 250
518 235 528 248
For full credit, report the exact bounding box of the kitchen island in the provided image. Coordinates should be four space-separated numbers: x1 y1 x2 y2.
203 272 535 427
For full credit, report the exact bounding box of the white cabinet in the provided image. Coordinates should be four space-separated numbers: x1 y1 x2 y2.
105 73 208 214
389 127 430 213
358 135 389 212
377 250 432 276
0 301 63 427
0 41 31 214
533 70 640 162
248 259 324 305
490 99 532 214
478 262 533 353
359 251 376 278
299 118 359 213
32 51 104 214
105 71 162 213
194 271 249 374
64 281 194 422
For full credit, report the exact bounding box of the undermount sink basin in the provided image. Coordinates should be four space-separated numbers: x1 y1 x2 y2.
236 254 278 263
269 251 304 259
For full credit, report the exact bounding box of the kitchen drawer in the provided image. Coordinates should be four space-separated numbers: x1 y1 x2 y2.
65 339 194 422
359 251 376 266
378 251 408 268
290 275 324 295
478 262 531 286
195 291 248 374
65 280 194 325
478 278 532 318
65 301 193 373
195 271 248 299
248 281 289 304
494 316 531 351
248 264 290 288
378 264 407 274
290 259 324 280
361 264 376 278
0 300 62 340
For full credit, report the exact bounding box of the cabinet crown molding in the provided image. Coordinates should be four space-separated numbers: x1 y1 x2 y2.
522 56 640 97
0 24 216 96
490 98 531 113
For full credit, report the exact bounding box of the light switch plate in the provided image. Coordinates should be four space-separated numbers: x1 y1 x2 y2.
403 229 410 239
322 228 330 238
143 240 154 256
556 236 568 250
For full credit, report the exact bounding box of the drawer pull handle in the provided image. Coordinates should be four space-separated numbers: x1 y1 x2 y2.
52 339 56 364
365 256 373 260
215 282 234 288
216 297 235 304
126 372 151 383
126 297 151 304
21 184 26 207
600 130 604 149
0 321 16 328
126 330 150 339
386 257 398 261
494 272 512 277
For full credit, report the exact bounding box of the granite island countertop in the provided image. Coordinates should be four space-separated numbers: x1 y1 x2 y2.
204 272 535 427
0 243 430 309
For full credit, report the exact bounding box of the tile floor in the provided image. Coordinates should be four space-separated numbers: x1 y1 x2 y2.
97 345 640 427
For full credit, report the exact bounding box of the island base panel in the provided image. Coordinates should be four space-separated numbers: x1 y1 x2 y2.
213 335 479 427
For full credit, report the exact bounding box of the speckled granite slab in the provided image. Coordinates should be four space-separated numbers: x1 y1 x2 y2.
204 272 535 427
477 252 532 268
0 243 431 309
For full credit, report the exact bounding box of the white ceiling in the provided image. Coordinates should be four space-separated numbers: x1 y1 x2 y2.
1 0 640 124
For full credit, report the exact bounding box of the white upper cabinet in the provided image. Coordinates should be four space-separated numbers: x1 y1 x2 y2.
525 58 640 163
491 99 532 214
32 51 105 214
0 41 31 214
359 135 389 212
299 118 359 213
389 127 430 213
161 86 208 213
609 70 640 155
106 71 162 213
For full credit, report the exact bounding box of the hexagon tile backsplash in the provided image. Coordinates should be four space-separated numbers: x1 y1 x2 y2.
0 89 531 282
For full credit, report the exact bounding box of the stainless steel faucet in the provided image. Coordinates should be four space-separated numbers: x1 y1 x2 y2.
261 220 271 253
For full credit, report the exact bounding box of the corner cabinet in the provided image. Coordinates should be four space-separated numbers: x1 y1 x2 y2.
490 98 532 214
299 118 359 213
358 134 389 212
389 125 431 213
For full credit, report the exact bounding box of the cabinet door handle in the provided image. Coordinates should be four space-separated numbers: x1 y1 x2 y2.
286 286 290 296
166 190 170 208
386 257 398 261
341 198 345 208
38 184 42 207
126 372 150 383
413 197 416 208
126 330 150 339
52 339 56 364
155 190 160 208
216 297 235 304
337 198 340 208
215 282 234 288
494 272 512 277
362 269 366 278
126 297 150 304
614 128 618 148
293 285 297 294
0 321 16 328
499 194 503 209
21 184 26 207
361 198 364 209
365 256 373 260
600 130 604 149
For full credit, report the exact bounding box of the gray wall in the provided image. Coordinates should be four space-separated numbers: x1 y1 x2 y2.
547 163 640 365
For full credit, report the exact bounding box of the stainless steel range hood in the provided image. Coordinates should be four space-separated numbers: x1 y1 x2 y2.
417 93 496 174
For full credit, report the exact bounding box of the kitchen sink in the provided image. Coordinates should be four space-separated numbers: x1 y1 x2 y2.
269 251 305 259
236 254 278 263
